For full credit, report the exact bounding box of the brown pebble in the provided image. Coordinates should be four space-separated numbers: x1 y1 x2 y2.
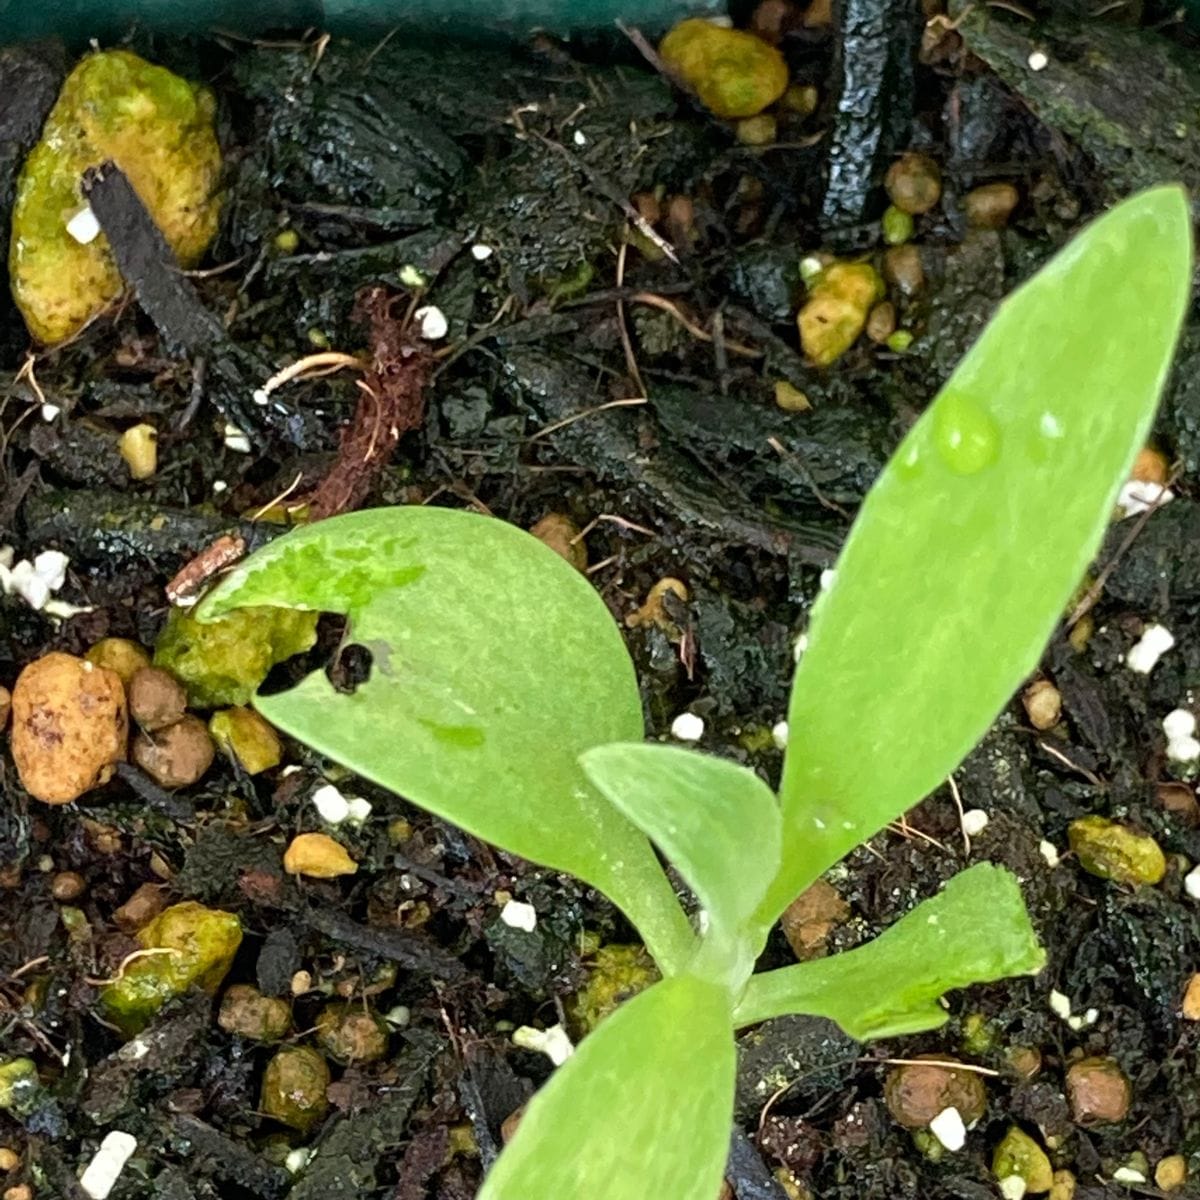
1157 782 1198 826
132 715 214 789
885 152 942 215
0 686 10 730
884 1055 987 1128
1065 1056 1131 1125
1131 446 1170 486
84 638 151 685
631 191 661 225
128 667 187 732
1050 1169 1076 1200
1006 1045 1042 1080
114 882 167 933
1181 973 1200 1021
780 878 849 960
11 653 128 804
803 0 832 28
1155 1154 1188 1191
626 578 689 632
736 114 777 147
0 1149 17 1172
1022 679 1062 730
283 832 357 879
501 1105 525 1144
4 1185 32 1200
218 984 292 1042
749 0 799 43
148 851 174 881
82 820 122 855
865 301 896 344
529 513 587 572
883 243 924 297
0 867 20 891
50 871 85 902
315 1002 389 1064
965 182 1019 229
665 195 695 247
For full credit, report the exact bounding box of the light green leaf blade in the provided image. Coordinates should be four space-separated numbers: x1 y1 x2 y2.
772 186 1192 911
480 974 735 1200
197 507 692 971
734 863 1044 1039
580 743 781 934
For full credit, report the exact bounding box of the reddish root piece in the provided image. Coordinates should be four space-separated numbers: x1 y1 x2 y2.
166 534 246 605
304 286 431 521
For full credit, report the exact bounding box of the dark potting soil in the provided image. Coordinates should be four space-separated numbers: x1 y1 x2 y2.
2 6 1200 1197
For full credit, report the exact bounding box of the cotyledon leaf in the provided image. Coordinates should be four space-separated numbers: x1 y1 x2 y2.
733 863 1045 1039
580 743 781 943
479 974 736 1200
767 186 1192 918
197 507 694 972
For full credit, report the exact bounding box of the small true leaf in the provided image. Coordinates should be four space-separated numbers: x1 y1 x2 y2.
480 974 735 1200
198 507 692 971
733 863 1045 1039
581 743 781 933
771 186 1192 911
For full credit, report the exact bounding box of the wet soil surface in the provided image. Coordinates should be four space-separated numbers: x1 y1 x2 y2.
2 5 1200 1198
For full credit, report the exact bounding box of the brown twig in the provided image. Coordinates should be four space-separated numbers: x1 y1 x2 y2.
1067 465 1182 627
767 436 851 518
85 947 181 987
869 1056 1000 1077
526 397 647 443
947 773 970 856
1037 739 1106 788
532 132 679 265
166 534 246 605
615 241 646 398
630 291 762 358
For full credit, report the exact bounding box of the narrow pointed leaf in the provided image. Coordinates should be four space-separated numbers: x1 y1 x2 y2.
480 974 735 1200
734 863 1044 1039
581 743 781 935
771 187 1191 913
198 507 692 971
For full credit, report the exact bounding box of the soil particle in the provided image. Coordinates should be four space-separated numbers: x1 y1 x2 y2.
113 882 166 933
314 1002 390 1065
48 870 84 902
282 832 357 879
260 1045 330 1133
883 1056 988 1129
128 666 187 732
1068 816 1166 886
780 878 850 960
1065 1057 1131 1125
131 715 214 789
735 1015 857 1122
10 652 127 804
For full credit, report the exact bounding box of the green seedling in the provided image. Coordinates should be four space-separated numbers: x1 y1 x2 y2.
198 187 1190 1198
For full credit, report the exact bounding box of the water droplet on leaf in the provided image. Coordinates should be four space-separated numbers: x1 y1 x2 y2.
1039 412 1065 439
933 391 1000 475
896 441 923 480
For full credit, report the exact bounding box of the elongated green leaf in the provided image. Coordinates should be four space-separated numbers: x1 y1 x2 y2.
581 743 781 937
733 863 1044 1038
770 187 1191 915
198 508 693 972
480 974 735 1200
